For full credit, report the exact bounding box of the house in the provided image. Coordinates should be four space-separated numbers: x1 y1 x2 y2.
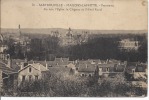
0 61 18 92
77 63 97 77
114 64 126 72
97 63 116 77
125 63 147 81
119 38 139 51
66 62 76 69
17 62 48 85
75 59 126 78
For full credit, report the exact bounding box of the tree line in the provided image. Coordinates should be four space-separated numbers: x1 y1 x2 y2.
5 34 147 62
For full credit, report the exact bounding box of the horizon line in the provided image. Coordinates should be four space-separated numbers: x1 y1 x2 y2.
0 27 148 31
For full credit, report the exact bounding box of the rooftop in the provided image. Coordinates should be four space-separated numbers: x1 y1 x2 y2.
0 61 17 74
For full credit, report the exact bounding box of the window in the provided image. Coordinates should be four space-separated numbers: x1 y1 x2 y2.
132 69 135 73
29 67 32 73
76 68 78 70
28 75 32 81
22 75 26 81
35 75 39 80
82 74 85 77
106 68 109 72
89 74 92 77
49 65 52 67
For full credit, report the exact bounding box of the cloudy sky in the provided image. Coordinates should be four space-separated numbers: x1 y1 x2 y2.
1 0 148 30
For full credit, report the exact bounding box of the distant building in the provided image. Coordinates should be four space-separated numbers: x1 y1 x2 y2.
17 62 48 85
51 30 61 37
51 28 89 46
76 63 97 77
125 62 147 81
75 59 126 78
48 57 70 67
119 39 139 51
60 28 75 46
11 25 31 53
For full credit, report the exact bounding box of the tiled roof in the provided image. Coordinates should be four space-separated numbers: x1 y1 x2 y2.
33 61 47 67
126 64 147 73
78 60 90 64
18 63 47 72
78 64 97 72
135 65 146 72
108 59 121 63
48 67 71 74
114 65 126 72
98 63 115 67
127 62 139 66
126 66 136 74
0 62 17 74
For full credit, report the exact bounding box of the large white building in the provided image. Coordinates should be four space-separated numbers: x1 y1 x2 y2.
51 28 89 46
119 39 139 51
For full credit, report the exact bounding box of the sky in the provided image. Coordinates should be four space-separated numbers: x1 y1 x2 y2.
1 0 148 30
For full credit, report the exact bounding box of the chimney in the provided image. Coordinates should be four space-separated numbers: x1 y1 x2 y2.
6 54 11 68
45 60 48 70
106 59 109 64
61 57 63 62
75 60 78 64
124 61 127 65
38 64 41 71
118 62 120 65
7 57 12 68
25 57 28 63
86 64 88 68
20 62 25 70
98 59 101 64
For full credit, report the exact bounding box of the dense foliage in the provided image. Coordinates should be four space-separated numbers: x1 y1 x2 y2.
1 73 146 97
5 34 147 62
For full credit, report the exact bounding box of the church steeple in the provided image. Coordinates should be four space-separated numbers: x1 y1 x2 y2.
18 24 21 37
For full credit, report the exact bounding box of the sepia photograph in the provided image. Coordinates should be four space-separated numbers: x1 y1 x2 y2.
0 0 148 97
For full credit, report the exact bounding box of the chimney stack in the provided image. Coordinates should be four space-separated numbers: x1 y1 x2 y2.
86 64 88 68
7 54 11 68
7 58 11 68
45 60 48 70
38 64 41 71
20 62 24 70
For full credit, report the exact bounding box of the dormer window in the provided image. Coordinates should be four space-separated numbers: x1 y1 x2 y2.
29 67 32 73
